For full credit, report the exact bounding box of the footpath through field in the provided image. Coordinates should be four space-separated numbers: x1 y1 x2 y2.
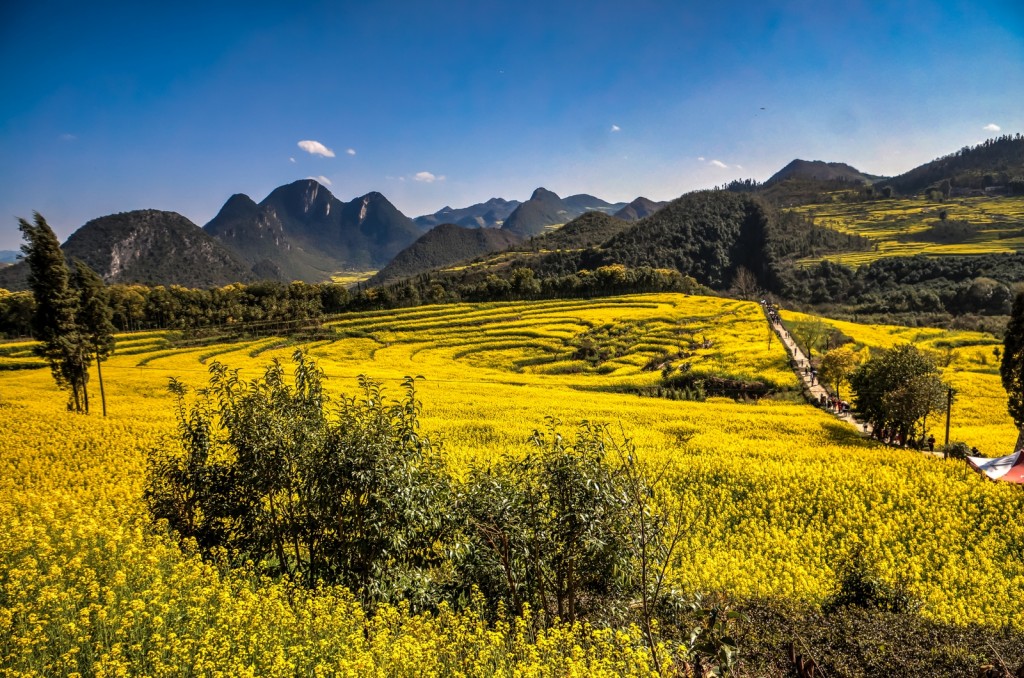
761 302 870 436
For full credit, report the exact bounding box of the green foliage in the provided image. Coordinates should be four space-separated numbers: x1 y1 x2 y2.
146 352 452 609
570 322 644 365
824 549 919 615
18 213 90 411
684 595 744 678
144 357 750 671
1001 292 1024 434
850 344 948 442
0 289 34 338
457 420 636 623
818 347 857 399
71 260 116 360
942 441 970 460
780 252 1024 317
904 219 981 244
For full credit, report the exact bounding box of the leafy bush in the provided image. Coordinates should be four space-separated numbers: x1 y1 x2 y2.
823 549 920 615
146 351 452 609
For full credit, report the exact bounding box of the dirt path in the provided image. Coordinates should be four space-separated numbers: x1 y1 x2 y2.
762 304 951 459
762 305 871 435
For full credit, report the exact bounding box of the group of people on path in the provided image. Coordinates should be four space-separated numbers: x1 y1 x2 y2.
759 298 988 460
817 393 849 414
761 299 781 326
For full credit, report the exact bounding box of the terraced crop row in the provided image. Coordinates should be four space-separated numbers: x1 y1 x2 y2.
2 293 1022 676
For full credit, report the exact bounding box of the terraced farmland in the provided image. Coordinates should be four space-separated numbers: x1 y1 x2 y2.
793 195 1024 266
2 293 1023 675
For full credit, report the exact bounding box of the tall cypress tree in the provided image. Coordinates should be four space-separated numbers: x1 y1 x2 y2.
1001 292 1024 453
72 260 116 416
18 213 89 412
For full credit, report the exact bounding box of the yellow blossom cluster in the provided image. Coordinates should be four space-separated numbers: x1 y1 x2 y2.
1 293 1022 676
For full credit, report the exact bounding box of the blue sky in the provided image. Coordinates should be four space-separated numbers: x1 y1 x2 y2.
1 0 1022 249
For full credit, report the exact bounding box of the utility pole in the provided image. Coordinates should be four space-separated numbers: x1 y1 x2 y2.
944 387 954 447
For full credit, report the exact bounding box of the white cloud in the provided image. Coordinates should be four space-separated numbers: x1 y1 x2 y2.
610 124 621 132
297 140 335 157
709 159 728 169
289 157 296 163
697 156 706 161
59 133 76 141
414 171 445 183
346 148 356 156
735 164 744 170
308 175 332 186
983 123 1001 132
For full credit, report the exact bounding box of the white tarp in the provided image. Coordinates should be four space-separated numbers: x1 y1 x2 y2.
967 450 1024 483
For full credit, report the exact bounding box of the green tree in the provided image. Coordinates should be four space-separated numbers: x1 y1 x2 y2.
458 421 634 624
146 352 452 609
818 346 857 399
850 344 948 445
18 213 89 412
791 318 829 359
71 260 116 416
1001 292 1024 453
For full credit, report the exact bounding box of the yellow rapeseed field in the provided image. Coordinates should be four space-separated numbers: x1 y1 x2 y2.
780 309 1018 455
792 195 1024 266
2 293 1023 676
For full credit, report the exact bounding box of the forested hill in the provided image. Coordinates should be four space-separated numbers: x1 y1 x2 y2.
0 210 257 290
368 224 522 285
531 212 633 250
765 159 881 185
886 134 1024 195
368 190 870 298
583 191 868 289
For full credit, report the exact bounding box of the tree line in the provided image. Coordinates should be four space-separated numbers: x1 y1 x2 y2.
1 263 701 339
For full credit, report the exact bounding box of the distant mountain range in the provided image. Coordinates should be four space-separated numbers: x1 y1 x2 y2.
204 179 421 281
1 135 1019 292
414 198 521 230
369 189 870 299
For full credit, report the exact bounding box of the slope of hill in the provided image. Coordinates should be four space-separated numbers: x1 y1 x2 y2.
587 192 781 288
531 212 632 250
501 188 628 237
204 179 421 281
0 251 19 265
0 210 257 290
791 194 1024 267
501 188 572 236
886 134 1024 195
368 224 522 285
613 197 667 221
765 159 881 185
373 190 868 296
561 194 626 214
414 198 520 230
